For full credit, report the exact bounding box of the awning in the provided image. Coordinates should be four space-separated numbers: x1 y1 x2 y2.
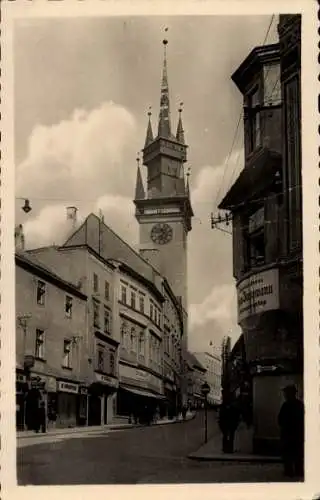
120 384 166 400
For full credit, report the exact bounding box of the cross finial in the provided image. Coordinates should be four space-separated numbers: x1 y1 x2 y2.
148 106 152 118
136 152 141 167
178 101 184 114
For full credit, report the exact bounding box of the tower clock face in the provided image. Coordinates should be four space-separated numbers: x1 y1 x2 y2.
150 223 173 245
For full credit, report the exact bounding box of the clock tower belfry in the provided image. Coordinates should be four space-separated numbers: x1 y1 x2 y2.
133 37 194 311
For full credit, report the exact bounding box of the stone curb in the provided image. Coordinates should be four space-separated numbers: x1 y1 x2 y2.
187 452 282 464
17 412 196 441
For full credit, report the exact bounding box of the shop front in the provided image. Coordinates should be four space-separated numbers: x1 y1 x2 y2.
237 266 303 454
55 379 81 428
88 372 119 426
16 371 28 430
117 363 166 423
164 381 177 419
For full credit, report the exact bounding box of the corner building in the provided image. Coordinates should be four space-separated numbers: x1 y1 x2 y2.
219 16 302 454
15 251 88 430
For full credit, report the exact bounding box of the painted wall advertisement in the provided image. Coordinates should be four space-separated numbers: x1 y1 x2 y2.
237 269 279 322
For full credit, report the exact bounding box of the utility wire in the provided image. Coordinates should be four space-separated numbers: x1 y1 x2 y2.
214 15 277 208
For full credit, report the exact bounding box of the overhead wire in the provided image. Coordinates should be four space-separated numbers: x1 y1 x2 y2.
214 15 277 209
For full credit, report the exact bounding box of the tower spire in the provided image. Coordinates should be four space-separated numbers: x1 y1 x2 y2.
158 33 172 138
176 102 185 144
135 154 145 200
144 107 154 147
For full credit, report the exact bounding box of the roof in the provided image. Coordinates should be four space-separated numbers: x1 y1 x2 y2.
218 148 281 211
231 43 280 94
15 251 87 300
185 351 207 372
61 213 184 318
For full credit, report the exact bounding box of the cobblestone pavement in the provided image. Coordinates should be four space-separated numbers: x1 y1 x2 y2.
17 411 285 485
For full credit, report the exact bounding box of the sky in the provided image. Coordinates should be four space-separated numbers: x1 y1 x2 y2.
14 15 279 352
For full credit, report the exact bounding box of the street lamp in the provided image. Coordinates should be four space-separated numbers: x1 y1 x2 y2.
201 382 210 443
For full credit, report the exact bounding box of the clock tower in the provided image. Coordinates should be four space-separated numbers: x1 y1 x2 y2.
133 38 193 312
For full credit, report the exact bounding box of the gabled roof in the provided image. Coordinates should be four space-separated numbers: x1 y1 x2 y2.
185 351 207 372
15 251 87 300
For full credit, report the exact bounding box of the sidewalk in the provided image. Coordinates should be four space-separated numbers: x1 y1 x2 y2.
17 411 196 447
188 422 282 463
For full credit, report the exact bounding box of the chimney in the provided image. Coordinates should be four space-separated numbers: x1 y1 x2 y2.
66 206 78 231
15 224 25 251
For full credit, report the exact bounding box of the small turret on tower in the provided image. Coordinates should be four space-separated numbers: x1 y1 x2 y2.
176 102 185 144
134 154 145 200
144 107 154 147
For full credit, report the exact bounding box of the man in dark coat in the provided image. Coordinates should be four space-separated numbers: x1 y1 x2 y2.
218 396 241 453
278 384 304 478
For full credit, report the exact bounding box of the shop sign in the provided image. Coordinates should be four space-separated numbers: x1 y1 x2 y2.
79 387 88 395
119 364 162 393
46 376 57 392
30 375 46 390
237 269 279 322
57 381 79 394
95 372 119 388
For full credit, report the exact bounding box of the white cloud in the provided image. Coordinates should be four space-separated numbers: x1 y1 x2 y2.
191 148 244 212
16 101 137 201
188 284 241 351
23 204 85 248
17 101 138 249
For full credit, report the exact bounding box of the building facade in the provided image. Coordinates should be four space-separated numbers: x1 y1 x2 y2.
193 351 222 407
184 352 207 409
219 16 302 454
16 251 88 430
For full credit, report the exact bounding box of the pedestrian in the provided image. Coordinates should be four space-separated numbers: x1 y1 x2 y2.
181 405 187 421
218 396 240 453
39 401 47 433
278 384 304 478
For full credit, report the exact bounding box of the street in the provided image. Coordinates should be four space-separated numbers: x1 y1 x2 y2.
17 411 284 484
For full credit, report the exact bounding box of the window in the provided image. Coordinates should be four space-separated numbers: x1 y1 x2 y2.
130 327 136 352
246 87 261 153
150 302 154 320
109 351 115 375
65 296 73 318
62 340 72 368
139 295 144 313
120 321 128 349
93 273 99 293
138 331 145 356
264 64 281 106
104 308 111 334
121 285 127 304
36 280 46 305
35 329 45 359
130 291 136 310
245 207 265 268
104 281 110 301
97 346 104 372
93 300 100 329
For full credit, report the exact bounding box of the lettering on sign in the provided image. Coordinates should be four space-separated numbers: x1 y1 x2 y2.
237 269 279 322
57 381 79 394
95 372 119 388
